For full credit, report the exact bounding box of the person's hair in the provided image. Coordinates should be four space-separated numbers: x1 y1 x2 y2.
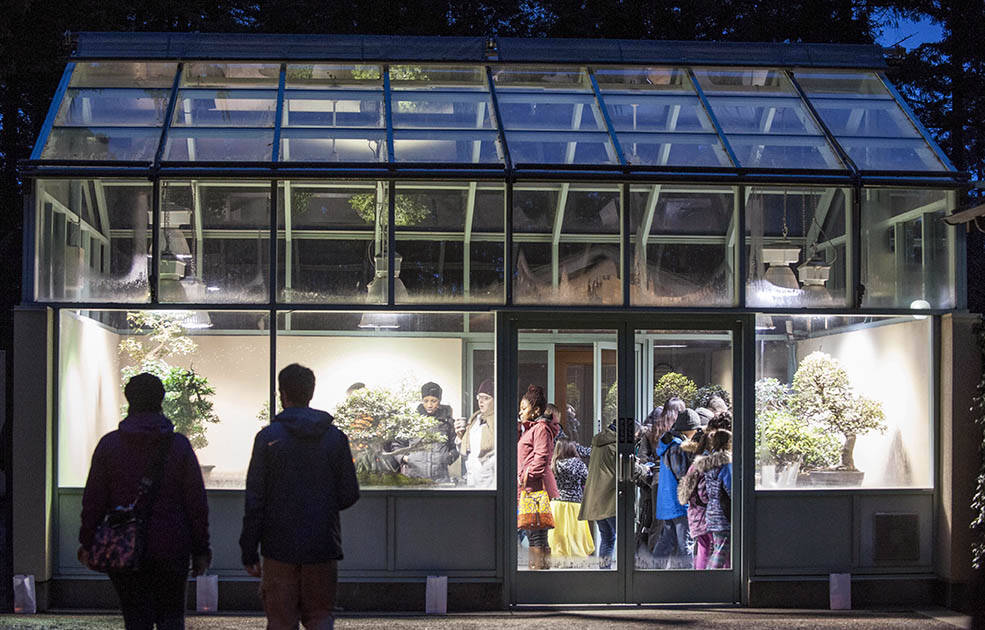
125 373 165 413
710 429 732 453
544 402 560 423
551 438 578 475
708 395 728 414
345 382 365 396
280 363 316 404
521 384 547 417
650 397 685 444
707 410 733 432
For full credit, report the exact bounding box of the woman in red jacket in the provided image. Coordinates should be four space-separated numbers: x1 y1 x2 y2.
517 384 561 570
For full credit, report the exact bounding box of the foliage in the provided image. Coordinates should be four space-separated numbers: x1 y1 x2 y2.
603 382 617 425
972 317 985 569
789 351 886 469
692 384 731 410
356 471 434 487
332 382 444 446
755 378 790 417
348 193 431 227
755 407 841 470
653 372 697 409
118 311 219 449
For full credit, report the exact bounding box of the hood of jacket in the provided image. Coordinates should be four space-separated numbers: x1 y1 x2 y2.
521 415 561 440
274 406 334 439
593 426 617 447
677 450 731 506
119 412 174 435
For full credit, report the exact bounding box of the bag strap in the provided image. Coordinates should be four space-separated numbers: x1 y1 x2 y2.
134 433 174 520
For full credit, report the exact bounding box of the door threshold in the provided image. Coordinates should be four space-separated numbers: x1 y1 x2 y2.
510 602 739 611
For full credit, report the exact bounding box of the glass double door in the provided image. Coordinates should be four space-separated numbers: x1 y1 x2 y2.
501 313 745 605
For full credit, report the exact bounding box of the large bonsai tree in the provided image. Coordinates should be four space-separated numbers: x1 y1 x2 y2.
754 377 840 471
789 351 886 471
119 311 219 449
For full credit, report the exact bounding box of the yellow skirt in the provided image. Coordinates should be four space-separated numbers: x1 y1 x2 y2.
547 500 596 557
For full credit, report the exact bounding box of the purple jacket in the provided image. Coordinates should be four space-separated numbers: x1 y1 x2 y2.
80 412 210 571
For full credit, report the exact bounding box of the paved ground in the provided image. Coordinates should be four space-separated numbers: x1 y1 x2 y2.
0 608 973 629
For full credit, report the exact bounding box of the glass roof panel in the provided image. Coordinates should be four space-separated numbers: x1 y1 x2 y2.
838 137 946 171
620 132 731 167
172 90 277 127
285 64 382 88
794 70 891 99
69 62 178 88
593 66 692 92
389 65 486 89
392 130 502 163
809 98 920 138
391 91 495 129
181 63 280 88
706 96 822 135
728 135 843 169
492 66 592 91
54 88 171 126
506 131 617 165
496 92 604 131
41 127 160 161
283 90 384 128
602 93 714 133
163 129 274 161
280 130 387 162
693 68 795 95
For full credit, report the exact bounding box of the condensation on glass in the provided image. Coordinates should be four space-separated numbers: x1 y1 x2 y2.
276 180 389 304
393 181 505 304
861 188 957 308
158 180 270 303
42 62 178 161
35 179 152 302
57 309 271 489
516 327 618 571
795 70 947 171
754 314 933 489
277 311 496 490
745 187 850 308
629 185 736 306
513 183 622 305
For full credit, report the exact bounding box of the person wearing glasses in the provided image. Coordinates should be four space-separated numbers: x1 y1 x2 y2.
455 379 496 488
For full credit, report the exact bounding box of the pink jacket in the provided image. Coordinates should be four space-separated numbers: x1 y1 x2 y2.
517 417 561 499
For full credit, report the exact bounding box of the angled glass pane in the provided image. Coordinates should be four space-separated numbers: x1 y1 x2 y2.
392 130 502 164
280 129 386 162
602 93 714 133
840 138 945 171
794 70 892 99
55 89 171 126
285 64 382 89
163 129 274 161
629 184 736 306
69 62 178 88
496 92 605 131
593 66 692 92
181 63 280 88
392 91 495 129
389 65 486 89
506 131 617 165
620 132 731 167
707 95 822 135
693 68 795 96
172 90 277 127
492 66 592 91
277 181 388 304
158 180 270 303
393 182 505 304
283 89 384 128
728 135 842 169
809 98 921 138
42 127 160 161
513 183 622 304
745 187 850 308
35 179 152 302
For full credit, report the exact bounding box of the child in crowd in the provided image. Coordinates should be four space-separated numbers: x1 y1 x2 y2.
678 429 732 569
547 438 595 567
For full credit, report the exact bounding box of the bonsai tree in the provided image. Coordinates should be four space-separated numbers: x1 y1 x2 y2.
755 377 789 415
789 351 886 471
755 406 841 470
654 372 697 408
119 311 219 449
692 384 731 410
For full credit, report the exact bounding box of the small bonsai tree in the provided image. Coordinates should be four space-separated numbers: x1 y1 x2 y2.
654 372 697 408
789 351 886 471
692 384 731 410
119 311 219 449
755 377 789 416
755 406 841 470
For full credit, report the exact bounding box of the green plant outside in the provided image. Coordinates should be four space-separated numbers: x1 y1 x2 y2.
654 372 697 409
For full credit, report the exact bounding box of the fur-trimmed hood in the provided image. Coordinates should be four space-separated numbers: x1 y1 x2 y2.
678 451 731 506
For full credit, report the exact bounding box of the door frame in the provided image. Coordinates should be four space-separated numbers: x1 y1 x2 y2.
497 310 754 606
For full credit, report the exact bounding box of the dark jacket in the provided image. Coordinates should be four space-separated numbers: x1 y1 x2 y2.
655 431 699 520
578 425 617 521
397 404 458 481
79 412 210 572
240 406 359 566
517 416 561 499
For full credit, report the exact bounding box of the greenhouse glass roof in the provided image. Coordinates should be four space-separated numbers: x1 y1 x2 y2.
28 33 958 179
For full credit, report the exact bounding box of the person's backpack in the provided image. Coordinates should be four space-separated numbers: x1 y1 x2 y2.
718 474 731 521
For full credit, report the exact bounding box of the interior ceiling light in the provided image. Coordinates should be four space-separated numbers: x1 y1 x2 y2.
798 260 833 305
762 245 801 290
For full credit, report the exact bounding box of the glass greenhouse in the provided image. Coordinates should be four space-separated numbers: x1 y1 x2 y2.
13 33 975 611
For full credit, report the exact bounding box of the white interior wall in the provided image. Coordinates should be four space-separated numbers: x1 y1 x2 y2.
796 317 932 487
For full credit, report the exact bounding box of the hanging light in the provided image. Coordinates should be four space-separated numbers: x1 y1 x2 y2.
358 254 408 329
798 260 833 305
762 245 801 290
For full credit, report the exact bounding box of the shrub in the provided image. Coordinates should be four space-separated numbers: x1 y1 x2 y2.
654 372 697 409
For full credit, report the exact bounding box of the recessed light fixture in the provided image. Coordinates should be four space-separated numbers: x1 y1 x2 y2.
653 344 687 348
